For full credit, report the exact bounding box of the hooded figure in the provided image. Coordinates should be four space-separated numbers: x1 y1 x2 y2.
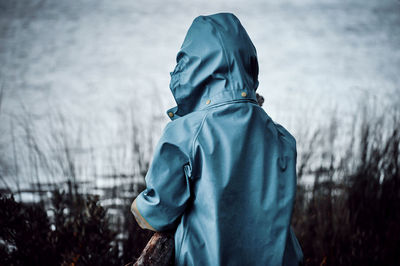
131 13 304 265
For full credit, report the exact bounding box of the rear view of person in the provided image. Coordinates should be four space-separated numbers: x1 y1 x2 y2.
131 12 304 265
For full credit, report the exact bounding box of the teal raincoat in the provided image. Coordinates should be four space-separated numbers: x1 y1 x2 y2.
132 12 304 266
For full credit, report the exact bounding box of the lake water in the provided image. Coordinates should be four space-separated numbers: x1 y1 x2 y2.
0 0 399 192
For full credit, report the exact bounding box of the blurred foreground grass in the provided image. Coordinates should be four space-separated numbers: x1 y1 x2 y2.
0 97 399 265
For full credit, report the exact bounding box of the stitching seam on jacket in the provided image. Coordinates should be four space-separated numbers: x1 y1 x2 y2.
191 111 209 174
201 98 258 111
205 17 234 89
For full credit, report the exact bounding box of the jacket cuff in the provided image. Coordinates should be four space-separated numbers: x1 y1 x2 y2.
131 198 158 231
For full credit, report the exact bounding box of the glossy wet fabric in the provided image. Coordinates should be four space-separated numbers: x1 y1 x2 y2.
135 13 303 265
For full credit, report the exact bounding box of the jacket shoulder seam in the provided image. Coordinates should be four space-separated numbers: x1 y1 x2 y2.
191 111 209 163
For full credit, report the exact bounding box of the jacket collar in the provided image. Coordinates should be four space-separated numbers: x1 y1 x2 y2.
166 88 258 121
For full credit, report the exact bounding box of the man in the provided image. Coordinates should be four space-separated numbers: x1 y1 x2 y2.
131 12 303 265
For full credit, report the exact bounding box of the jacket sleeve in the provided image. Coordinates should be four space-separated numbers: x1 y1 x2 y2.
131 126 193 231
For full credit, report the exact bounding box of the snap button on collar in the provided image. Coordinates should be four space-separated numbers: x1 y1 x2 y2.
168 112 174 118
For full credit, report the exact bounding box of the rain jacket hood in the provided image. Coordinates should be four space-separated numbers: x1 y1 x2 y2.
133 12 304 266
167 12 259 120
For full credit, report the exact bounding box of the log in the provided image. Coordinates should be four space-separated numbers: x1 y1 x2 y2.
133 232 174 266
